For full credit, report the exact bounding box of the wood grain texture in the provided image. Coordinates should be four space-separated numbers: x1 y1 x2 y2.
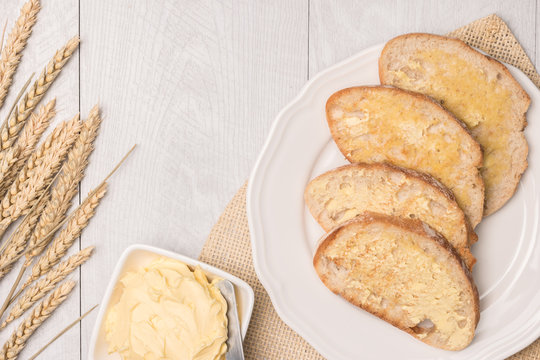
0 0 535 358
78 0 308 357
309 0 536 77
537 0 540 71
0 1 80 360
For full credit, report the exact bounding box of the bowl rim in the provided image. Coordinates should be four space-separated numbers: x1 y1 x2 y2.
87 243 255 359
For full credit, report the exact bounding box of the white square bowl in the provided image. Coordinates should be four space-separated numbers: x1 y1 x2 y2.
88 244 255 359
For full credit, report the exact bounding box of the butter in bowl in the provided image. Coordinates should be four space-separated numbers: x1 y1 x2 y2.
88 244 254 360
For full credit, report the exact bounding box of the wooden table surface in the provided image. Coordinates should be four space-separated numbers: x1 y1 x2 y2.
0 0 536 358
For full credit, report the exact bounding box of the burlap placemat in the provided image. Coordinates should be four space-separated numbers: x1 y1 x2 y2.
199 14 540 360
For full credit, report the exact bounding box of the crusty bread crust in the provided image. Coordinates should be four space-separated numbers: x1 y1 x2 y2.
379 33 530 216
326 85 485 227
305 162 477 266
314 212 480 351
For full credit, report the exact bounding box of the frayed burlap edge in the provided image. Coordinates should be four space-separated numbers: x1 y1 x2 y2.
448 14 540 88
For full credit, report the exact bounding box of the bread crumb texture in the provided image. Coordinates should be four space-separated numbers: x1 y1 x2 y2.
317 219 477 350
305 164 475 267
381 34 530 215
327 87 483 226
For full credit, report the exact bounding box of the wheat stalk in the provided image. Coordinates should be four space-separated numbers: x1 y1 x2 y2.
25 106 100 262
0 35 79 163
27 304 98 360
0 194 47 279
0 21 7 53
0 0 41 109
2 247 93 328
0 281 75 360
0 100 56 196
0 116 81 236
22 183 107 289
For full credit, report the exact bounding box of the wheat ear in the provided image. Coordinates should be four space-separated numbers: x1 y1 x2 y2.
22 183 107 289
0 0 41 109
2 247 94 327
0 35 79 161
25 106 100 262
0 148 18 188
0 281 75 360
15 145 134 292
0 195 47 279
13 99 57 171
0 100 56 196
0 116 81 235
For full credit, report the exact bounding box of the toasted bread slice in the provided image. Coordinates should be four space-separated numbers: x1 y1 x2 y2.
326 86 484 227
305 162 476 268
379 33 530 216
314 212 480 351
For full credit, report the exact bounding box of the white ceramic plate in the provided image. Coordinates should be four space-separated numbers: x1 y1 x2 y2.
247 43 540 360
88 244 255 360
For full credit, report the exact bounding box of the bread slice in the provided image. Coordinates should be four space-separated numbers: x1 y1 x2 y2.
379 33 530 216
305 162 476 268
326 86 484 227
314 212 480 351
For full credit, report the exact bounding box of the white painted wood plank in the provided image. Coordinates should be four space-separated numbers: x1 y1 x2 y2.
537 0 540 71
309 0 536 77
79 0 307 357
0 0 528 357
0 0 80 359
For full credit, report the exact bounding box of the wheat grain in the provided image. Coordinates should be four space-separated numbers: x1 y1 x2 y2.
0 147 18 188
0 194 47 279
0 116 81 236
0 35 79 161
2 247 93 327
13 99 56 171
0 100 56 196
1 100 56 191
0 281 75 360
0 0 40 109
15 100 56 160
25 106 100 262
22 183 107 289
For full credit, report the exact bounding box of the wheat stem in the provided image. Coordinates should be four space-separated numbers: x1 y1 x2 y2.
27 304 98 360
0 265 25 323
2 247 94 327
0 21 7 53
0 281 75 360
0 73 33 141
0 0 41 110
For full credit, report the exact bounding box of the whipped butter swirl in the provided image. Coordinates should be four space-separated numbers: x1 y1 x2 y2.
105 257 228 360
